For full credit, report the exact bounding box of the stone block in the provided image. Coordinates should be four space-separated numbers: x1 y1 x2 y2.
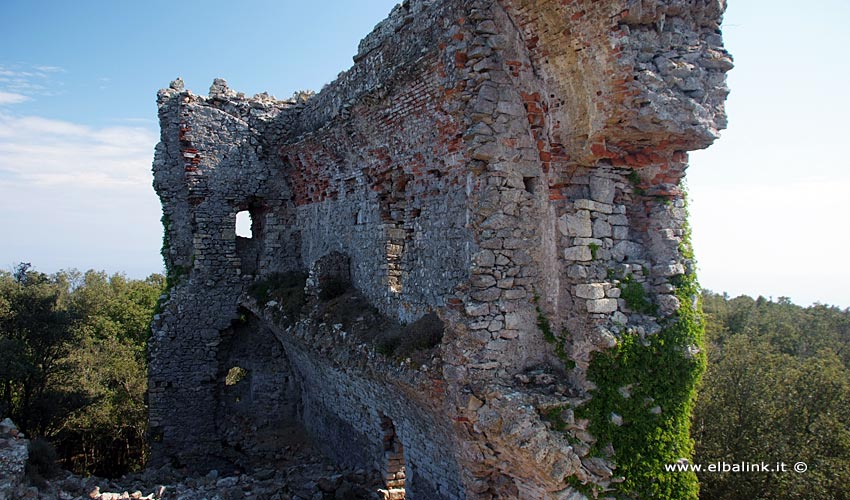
564 246 592 261
586 298 619 313
471 287 501 302
612 241 643 262
465 302 490 317
653 263 685 277
557 211 591 237
589 176 616 204
473 250 496 267
504 312 523 329
592 219 612 238
574 199 613 214
574 283 605 299
612 225 629 240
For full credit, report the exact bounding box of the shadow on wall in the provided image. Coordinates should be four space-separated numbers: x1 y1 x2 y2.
214 309 305 467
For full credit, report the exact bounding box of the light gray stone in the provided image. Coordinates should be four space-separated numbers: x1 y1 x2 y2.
574 199 613 214
587 298 619 313
557 211 592 237
564 246 592 262
574 284 605 299
589 176 616 204
592 219 612 238
612 241 643 262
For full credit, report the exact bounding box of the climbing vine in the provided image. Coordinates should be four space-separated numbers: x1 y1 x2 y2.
578 201 705 499
534 293 576 369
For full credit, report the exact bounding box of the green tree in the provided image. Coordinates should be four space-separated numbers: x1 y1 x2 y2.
0 264 165 477
0 263 81 436
55 270 164 476
694 292 850 499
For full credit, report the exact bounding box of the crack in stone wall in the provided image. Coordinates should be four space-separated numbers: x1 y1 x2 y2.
150 0 730 498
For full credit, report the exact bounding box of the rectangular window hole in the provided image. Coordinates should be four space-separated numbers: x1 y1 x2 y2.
236 210 253 238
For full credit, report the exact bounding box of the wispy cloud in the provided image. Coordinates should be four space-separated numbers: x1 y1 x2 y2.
0 91 30 105
33 66 64 74
0 112 158 189
0 64 65 100
0 111 163 277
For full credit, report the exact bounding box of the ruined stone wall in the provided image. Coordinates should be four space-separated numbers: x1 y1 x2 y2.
150 0 730 498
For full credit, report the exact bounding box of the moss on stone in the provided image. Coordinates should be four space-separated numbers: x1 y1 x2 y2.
534 293 577 369
533 292 555 343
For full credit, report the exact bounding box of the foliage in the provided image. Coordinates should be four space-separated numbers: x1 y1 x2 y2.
626 170 646 196
249 272 307 318
0 263 78 436
318 276 350 301
398 312 444 354
589 242 601 260
694 291 850 500
578 214 704 499
376 312 444 359
533 293 555 343
0 264 165 478
620 275 657 315
25 437 59 486
533 293 575 368
225 366 248 386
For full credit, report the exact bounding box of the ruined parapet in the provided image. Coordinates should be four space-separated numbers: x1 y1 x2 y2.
150 0 730 498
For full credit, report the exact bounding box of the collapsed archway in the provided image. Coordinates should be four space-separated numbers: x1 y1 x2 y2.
214 308 305 466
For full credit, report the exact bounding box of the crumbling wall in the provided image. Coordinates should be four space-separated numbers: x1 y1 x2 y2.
214 311 303 466
150 0 730 498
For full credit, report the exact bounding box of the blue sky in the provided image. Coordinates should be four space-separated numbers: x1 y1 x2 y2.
1 1 848 308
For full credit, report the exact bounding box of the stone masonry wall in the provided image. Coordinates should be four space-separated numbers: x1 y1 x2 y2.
150 0 730 498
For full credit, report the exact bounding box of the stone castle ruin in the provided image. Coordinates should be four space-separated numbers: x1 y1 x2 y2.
150 0 731 498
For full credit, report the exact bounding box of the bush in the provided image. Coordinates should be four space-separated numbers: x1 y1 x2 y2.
377 313 444 358
26 437 59 486
376 330 402 357
318 276 350 301
398 313 444 354
250 272 307 318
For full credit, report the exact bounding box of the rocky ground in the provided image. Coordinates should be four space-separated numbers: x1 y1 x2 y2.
1 419 385 500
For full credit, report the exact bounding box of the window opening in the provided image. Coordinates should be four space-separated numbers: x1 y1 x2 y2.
225 366 248 386
236 210 253 238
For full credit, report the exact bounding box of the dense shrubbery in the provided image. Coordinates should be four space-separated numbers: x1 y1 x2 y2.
694 292 850 500
0 263 164 477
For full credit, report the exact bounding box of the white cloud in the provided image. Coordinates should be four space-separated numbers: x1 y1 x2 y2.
0 112 158 188
0 111 164 278
0 64 65 99
0 91 30 105
33 66 64 74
